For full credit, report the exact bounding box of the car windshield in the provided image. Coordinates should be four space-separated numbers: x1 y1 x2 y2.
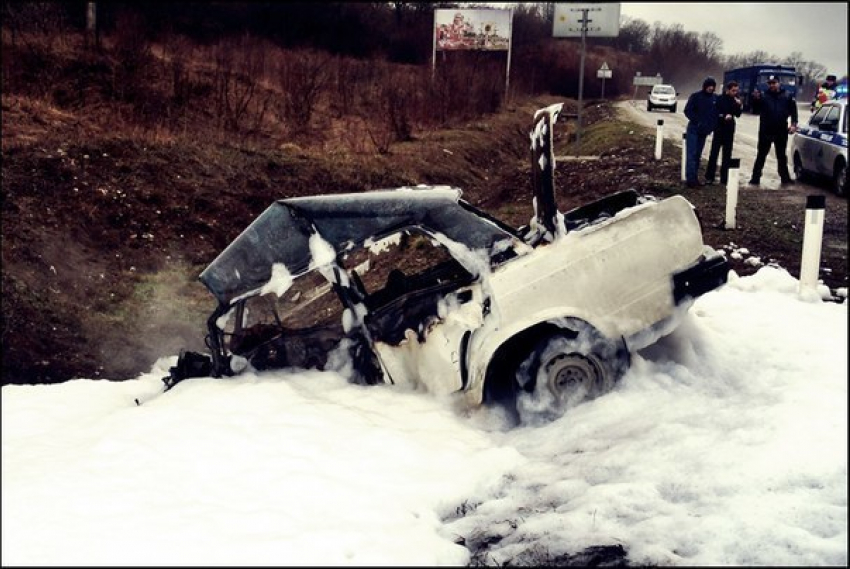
654 86 675 94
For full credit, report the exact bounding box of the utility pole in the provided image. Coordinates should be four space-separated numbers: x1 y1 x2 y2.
553 3 620 154
575 7 588 155
86 2 98 49
571 6 600 156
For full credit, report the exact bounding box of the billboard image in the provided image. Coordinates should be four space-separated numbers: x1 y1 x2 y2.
435 9 511 51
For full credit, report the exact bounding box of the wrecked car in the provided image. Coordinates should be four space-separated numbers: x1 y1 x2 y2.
164 103 729 421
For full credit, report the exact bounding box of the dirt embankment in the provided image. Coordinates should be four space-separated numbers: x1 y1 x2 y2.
2 94 845 386
0 94 574 384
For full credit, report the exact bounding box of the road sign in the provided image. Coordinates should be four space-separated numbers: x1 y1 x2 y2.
553 3 621 37
633 74 662 86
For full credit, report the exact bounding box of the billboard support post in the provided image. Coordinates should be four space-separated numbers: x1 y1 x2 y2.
505 8 513 97
431 14 437 82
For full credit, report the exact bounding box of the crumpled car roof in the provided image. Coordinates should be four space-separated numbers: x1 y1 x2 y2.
199 186 519 305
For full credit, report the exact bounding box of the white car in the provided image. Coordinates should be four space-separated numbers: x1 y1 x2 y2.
647 84 678 113
163 104 729 423
791 97 847 196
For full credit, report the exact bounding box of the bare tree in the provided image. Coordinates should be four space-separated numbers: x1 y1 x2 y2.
2 1 70 52
212 34 267 132
698 31 723 61
275 49 333 135
617 16 651 53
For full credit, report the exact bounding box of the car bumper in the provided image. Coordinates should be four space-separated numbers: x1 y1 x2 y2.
672 254 729 304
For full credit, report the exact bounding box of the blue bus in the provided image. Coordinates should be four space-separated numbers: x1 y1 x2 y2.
723 64 801 113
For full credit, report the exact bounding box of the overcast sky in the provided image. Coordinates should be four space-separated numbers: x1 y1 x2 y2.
619 2 847 77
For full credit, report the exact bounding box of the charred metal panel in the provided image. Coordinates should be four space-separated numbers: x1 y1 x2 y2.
199 202 314 305
530 104 562 237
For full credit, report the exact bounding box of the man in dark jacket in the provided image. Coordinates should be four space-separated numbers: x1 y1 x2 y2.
749 75 798 185
683 76 719 187
705 80 743 185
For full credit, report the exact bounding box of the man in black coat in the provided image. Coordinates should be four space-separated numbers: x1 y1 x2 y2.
705 80 743 185
683 76 719 187
749 75 798 185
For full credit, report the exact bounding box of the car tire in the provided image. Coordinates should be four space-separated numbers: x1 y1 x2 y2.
647 102 653 112
514 324 628 424
671 104 677 113
834 159 847 196
793 151 807 182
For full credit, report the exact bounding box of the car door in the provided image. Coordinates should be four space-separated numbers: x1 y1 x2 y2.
341 229 485 395
797 105 829 172
813 104 842 177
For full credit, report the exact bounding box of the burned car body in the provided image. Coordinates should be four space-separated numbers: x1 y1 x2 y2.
166 103 729 420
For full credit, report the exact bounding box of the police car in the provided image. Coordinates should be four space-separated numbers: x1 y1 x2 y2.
790 97 847 196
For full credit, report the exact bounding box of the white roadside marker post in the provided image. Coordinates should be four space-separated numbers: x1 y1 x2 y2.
724 158 740 229
799 194 826 294
655 119 664 160
680 132 687 181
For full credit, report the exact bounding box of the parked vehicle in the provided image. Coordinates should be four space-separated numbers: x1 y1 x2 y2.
791 97 847 196
724 64 801 113
647 84 678 112
162 104 729 422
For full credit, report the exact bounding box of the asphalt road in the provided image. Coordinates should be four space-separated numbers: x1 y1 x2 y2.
616 99 841 201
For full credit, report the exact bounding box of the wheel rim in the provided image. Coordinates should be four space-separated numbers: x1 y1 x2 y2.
544 352 604 404
836 164 846 196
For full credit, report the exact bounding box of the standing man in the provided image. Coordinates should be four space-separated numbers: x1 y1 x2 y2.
683 76 719 188
812 74 838 112
705 80 743 185
749 75 798 186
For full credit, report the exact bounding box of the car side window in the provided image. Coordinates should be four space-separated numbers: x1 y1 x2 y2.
225 270 346 358
339 230 476 345
818 106 841 131
809 106 830 127
340 230 473 311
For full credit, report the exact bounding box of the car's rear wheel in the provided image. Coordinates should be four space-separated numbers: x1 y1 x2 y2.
834 159 847 196
647 102 653 112
514 325 628 424
671 104 677 113
793 151 807 182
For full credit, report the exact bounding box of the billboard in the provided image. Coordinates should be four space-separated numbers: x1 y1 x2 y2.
435 9 511 51
553 3 621 38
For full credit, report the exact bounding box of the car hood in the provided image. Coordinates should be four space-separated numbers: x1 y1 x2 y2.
198 186 518 305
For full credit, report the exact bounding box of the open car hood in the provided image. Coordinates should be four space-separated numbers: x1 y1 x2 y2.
199 186 518 305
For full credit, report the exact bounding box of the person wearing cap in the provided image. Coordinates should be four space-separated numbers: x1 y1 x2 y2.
683 76 719 187
749 75 798 186
705 80 743 186
812 74 839 112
